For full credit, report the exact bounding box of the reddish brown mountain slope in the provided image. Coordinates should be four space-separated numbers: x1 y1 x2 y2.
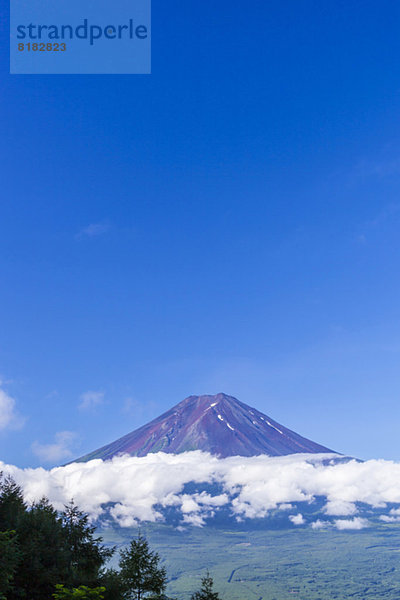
74 393 335 462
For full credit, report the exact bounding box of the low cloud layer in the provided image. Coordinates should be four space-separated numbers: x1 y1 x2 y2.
2 452 400 530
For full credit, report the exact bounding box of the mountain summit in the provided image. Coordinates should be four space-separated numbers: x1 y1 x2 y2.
75 393 335 462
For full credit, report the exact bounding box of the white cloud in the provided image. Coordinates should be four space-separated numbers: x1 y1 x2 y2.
79 391 104 411
110 504 144 528
379 507 400 523
289 513 305 525
31 431 77 463
311 519 330 530
380 515 400 523
77 223 110 238
0 387 24 431
278 503 293 511
182 513 207 527
324 500 357 516
334 517 369 530
1 452 400 528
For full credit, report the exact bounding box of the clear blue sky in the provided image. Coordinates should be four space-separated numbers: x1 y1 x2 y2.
1 0 400 466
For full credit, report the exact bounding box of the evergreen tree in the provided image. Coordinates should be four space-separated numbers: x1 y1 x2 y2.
0 474 26 531
118 534 167 600
0 479 115 600
99 568 125 600
61 501 114 588
0 530 20 600
191 572 220 600
12 497 68 600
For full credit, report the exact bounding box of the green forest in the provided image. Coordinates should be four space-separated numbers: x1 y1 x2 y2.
0 474 219 600
3 472 400 600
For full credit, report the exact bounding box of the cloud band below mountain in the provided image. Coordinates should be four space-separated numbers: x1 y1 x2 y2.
2 452 400 529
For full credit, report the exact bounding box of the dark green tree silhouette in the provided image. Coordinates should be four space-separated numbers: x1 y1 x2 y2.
12 496 71 600
191 572 220 600
0 530 20 600
0 474 26 532
14 497 62 598
0 478 115 600
118 534 167 600
99 568 125 600
61 500 114 587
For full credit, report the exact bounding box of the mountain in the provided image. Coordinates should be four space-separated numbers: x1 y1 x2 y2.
74 393 335 462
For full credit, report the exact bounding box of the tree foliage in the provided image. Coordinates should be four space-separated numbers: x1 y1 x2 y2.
98 568 126 600
53 584 106 600
0 474 225 600
12 497 68 599
191 572 221 600
119 534 167 600
0 474 26 532
0 475 114 600
0 530 20 600
61 501 114 588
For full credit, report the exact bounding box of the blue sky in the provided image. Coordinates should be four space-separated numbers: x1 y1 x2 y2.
1 0 400 466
